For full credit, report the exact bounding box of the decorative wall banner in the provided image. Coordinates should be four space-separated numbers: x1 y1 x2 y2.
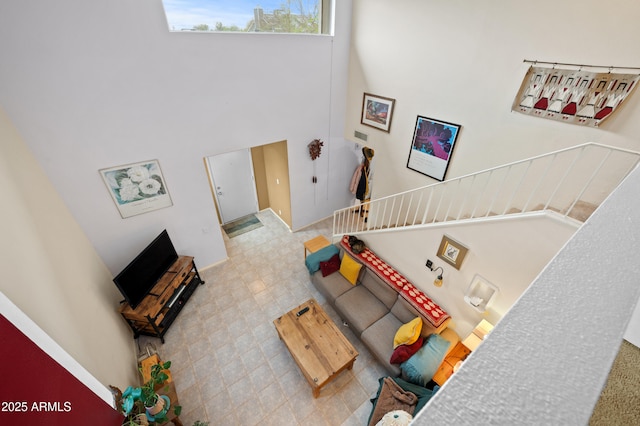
512 66 640 127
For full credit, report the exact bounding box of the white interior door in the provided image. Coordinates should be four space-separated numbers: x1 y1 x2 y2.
207 149 258 224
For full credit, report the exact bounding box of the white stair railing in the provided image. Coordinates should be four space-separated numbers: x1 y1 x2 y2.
333 143 640 236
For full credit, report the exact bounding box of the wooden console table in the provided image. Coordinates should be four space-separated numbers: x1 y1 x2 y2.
118 256 204 343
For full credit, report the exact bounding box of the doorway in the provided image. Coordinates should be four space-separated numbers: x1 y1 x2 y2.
206 149 258 224
205 140 292 228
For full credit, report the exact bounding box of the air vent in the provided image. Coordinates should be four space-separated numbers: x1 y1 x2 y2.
354 130 368 141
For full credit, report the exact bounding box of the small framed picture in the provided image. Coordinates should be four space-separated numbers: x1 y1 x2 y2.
437 235 468 270
407 115 461 181
361 93 396 132
100 159 173 218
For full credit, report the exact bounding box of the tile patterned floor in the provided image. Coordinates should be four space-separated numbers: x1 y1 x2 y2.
137 210 387 425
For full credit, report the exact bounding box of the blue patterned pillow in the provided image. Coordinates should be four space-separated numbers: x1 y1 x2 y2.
400 333 451 387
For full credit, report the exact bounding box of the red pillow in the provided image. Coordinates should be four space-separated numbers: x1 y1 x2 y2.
319 254 341 277
390 336 425 364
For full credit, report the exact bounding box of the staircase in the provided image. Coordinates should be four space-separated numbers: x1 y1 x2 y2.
334 143 640 237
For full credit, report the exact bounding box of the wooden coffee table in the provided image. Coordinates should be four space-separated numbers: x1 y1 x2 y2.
273 299 358 398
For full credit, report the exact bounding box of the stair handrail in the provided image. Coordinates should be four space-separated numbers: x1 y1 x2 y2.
368 142 639 202
333 142 640 237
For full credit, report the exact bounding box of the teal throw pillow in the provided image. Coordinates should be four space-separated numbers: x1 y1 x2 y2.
305 245 340 274
400 333 451 387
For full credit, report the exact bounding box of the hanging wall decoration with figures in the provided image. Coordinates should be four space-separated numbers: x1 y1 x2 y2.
512 62 640 127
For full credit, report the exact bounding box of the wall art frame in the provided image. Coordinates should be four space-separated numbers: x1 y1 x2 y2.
100 159 173 218
407 115 461 181
361 92 396 132
437 235 468 270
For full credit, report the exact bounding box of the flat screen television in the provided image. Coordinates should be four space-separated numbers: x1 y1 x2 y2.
113 230 179 309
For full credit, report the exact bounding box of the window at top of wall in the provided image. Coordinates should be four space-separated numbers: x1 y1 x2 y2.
161 0 332 35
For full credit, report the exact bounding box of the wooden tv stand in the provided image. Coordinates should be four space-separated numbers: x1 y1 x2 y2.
118 256 204 343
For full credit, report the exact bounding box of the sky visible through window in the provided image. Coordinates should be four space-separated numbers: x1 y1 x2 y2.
161 0 314 32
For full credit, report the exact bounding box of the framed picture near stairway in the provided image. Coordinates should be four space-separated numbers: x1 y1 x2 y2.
437 235 468 269
361 93 396 132
407 115 461 181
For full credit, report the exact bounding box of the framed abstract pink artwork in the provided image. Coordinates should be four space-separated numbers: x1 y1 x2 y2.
407 116 461 181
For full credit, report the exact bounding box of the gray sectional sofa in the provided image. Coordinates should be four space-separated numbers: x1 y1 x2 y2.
309 244 452 376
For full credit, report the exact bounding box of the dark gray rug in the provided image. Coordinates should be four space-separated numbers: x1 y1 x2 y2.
222 214 263 238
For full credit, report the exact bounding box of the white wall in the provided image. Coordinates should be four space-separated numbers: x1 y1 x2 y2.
0 0 355 275
0 108 137 391
347 0 640 201
358 214 577 337
624 299 640 347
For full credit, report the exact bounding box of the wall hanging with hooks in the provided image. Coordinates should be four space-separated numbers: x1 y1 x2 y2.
512 60 640 127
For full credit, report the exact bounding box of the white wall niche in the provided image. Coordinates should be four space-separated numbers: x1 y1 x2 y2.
464 274 498 313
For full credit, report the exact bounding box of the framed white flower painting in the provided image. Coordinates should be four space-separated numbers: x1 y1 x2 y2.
100 159 173 218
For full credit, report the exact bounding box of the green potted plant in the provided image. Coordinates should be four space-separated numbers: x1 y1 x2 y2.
111 386 148 426
121 398 149 426
117 360 181 425
140 361 169 416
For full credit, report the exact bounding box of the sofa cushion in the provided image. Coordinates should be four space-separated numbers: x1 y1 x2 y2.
393 317 423 348
390 336 424 365
335 285 390 335
391 296 438 336
361 270 398 309
438 328 461 357
339 253 362 285
319 253 340 277
311 269 354 304
400 333 451 387
361 312 404 376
